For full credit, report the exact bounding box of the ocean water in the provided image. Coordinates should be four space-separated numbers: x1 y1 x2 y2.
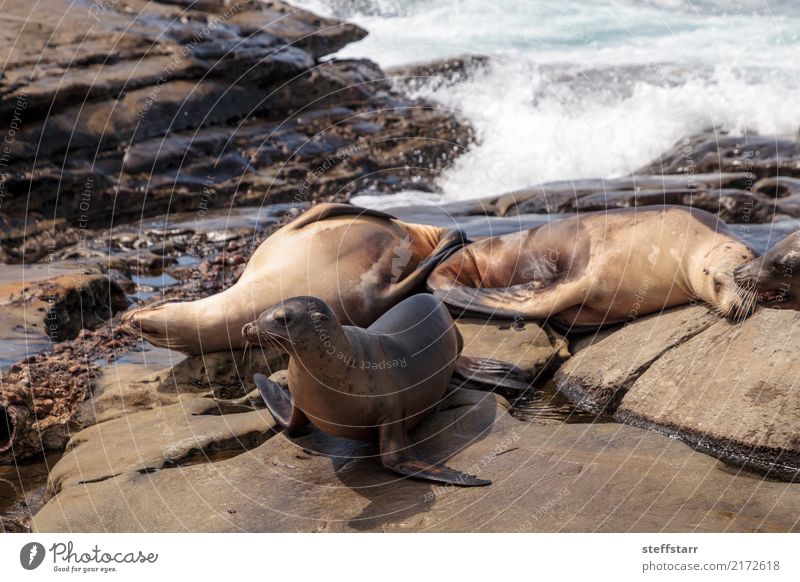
294 0 800 206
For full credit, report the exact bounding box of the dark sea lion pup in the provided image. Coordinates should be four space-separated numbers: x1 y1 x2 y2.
734 230 800 309
122 203 466 354
242 294 491 487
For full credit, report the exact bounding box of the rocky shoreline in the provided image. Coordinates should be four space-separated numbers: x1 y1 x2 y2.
2 1 800 533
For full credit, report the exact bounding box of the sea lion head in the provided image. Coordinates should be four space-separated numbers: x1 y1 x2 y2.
242 296 338 353
733 230 800 308
697 241 759 322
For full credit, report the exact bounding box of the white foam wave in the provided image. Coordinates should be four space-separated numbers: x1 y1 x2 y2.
294 0 800 206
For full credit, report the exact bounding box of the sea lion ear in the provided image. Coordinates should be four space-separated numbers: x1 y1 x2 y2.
311 311 330 322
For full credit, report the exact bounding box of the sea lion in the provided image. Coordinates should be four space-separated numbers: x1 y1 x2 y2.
122 203 466 354
734 230 800 309
428 206 758 327
242 294 491 486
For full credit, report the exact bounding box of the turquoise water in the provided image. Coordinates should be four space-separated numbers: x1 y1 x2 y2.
295 0 800 205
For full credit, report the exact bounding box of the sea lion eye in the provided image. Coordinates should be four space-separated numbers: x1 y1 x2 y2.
714 280 722 291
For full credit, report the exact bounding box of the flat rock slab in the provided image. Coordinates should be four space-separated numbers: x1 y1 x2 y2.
555 306 719 412
456 317 569 378
33 389 800 532
46 398 276 500
617 309 800 481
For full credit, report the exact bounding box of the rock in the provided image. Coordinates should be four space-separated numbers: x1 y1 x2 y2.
555 306 720 413
46 398 276 500
635 132 800 179
74 345 287 431
147 348 289 400
754 176 800 217
1 272 129 342
616 309 800 481
387 54 490 91
573 188 773 223
73 347 188 428
32 389 800 532
0 217 84 263
0 0 472 261
456 317 569 386
0 322 139 463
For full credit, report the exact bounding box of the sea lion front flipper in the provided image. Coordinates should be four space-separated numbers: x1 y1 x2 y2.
453 356 532 392
378 421 491 487
254 373 310 435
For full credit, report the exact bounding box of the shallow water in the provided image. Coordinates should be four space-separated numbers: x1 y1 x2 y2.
511 379 612 424
0 454 60 529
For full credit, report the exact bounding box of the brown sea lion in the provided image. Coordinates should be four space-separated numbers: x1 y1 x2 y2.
121 204 466 354
428 206 758 327
242 294 490 486
734 230 800 309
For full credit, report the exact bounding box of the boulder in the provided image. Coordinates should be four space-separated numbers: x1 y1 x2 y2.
635 132 800 179
616 309 800 481
555 306 719 413
32 389 800 532
0 0 472 260
0 268 128 341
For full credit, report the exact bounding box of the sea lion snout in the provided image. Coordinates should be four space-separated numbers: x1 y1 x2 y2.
733 262 760 289
244 296 335 347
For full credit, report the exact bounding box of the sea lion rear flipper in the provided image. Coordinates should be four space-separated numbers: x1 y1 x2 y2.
453 356 532 392
254 373 310 435
432 282 581 321
430 285 527 319
378 421 491 487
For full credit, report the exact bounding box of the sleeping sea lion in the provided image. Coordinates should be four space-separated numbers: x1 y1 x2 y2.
428 206 758 328
122 203 466 354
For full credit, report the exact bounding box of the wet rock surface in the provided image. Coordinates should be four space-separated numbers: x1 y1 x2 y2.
3 1 800 533
32 389 800 532
557 307 800 481
437 132 800 224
